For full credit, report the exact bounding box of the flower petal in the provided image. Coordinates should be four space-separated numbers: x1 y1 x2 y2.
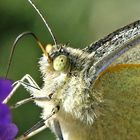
0 78 13 102
0 103 11 124
0 123 18 140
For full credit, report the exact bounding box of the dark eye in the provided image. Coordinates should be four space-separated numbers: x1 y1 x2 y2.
53 55 70 72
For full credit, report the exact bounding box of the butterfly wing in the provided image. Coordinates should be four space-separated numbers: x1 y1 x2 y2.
91 64 140 140
84 20 140 81
85 21 140 139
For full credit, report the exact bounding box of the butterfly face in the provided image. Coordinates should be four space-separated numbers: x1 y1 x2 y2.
39 44 83 75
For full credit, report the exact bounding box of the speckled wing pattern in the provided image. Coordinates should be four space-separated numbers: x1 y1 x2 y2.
82 20 140 140
84 20 140 80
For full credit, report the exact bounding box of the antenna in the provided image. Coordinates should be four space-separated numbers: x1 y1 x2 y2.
28 0 57 45
5 31 50 78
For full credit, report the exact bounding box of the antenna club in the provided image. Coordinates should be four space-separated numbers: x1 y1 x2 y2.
46 44 53 53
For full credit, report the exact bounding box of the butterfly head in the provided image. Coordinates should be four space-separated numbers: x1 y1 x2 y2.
39 44 91 79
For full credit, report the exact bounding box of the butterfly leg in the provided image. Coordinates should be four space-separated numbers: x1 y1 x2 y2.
16 105 60 140
10 96 50 109
49 119 63 140
3 74 40 104
16 120 48 140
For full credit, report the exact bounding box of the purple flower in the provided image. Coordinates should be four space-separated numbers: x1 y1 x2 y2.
0 79 12 103
0 78 18 140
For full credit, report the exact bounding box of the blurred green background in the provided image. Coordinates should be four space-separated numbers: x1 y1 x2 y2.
0 0 140 139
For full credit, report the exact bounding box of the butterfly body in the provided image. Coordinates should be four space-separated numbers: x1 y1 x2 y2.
33 39 140 140
31 45 100 140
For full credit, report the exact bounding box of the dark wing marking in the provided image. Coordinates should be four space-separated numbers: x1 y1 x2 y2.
84 20 140 82
84 20 140 54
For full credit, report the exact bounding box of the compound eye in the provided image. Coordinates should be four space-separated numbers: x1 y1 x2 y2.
53 55 70 72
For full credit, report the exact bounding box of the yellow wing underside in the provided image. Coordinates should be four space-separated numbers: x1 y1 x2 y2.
92 64 140 140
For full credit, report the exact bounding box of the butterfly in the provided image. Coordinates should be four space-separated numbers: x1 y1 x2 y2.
3 0 140 140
